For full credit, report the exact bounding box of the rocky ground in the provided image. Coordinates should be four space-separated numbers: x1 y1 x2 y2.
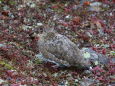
0 0 115 86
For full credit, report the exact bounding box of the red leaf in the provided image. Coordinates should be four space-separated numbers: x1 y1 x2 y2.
51 5 58 9
61 22 68 27
104 29 112 33
72 16 81 25
1 11 9 16
97 76 104 81
101 48 106 55
64 8 71 13
92 47 97 51
113 0 115 3
83 1 90 6
110 44 115 49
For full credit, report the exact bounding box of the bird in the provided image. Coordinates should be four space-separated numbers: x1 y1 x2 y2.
35 28 90 69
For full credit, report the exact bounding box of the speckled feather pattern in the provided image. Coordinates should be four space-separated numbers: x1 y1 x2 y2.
37 31 89 67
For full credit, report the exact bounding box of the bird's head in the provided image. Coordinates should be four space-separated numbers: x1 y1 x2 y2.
29 27 56 41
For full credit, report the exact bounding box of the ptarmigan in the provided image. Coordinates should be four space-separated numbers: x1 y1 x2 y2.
36 29 90 69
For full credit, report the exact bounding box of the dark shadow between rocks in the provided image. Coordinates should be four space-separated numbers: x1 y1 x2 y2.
43 62 89 73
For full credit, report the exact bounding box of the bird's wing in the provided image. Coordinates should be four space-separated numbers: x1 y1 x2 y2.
42 49 70 66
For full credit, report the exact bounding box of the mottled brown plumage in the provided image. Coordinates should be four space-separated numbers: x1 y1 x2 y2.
37 29 90 68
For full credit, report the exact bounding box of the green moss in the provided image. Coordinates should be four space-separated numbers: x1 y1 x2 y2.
33 58 42 64
0 60 15 70
0 0 16 5
110 51 115 56
0 0 3 2
9 0 16 5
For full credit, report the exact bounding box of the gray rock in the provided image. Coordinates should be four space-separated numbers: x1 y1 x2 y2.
80 78 98 86
81 48 109 66
0 44 6 47
111 58 115 64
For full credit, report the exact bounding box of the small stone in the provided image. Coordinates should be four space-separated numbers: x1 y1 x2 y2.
2 84 9 86
75 79 79 82
110 51 115 56
8 13 15 18
53 73 58 77
94 61 99 65
22 25 32 31
90 2 102 7
27 2 36 8
83 52 91 59
80 78 95 86
37 23 43 26
98 29 104 36
72 5 81 10
0 44 6 47
20 85 27 86
110 12 113 16
83 70 92 75
3 5 9 10
30 3 36 8
89 2 102 12
86 32 92 37
101 44 109 48
0 78 6 83
65 15 70 19
65 80 69 85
